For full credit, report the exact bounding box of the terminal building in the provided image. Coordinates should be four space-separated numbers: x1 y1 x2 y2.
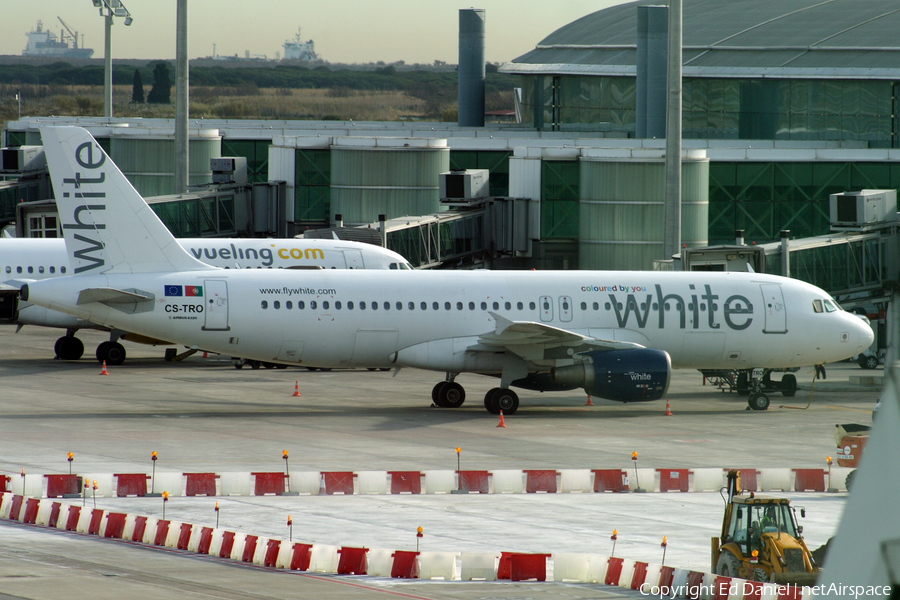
1 0 897 315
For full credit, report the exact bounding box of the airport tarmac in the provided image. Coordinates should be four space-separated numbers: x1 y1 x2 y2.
0 327 884 599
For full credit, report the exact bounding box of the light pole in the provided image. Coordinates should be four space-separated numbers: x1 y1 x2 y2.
92 0 133 119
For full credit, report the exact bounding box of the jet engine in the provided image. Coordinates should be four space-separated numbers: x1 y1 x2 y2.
549 349 671 402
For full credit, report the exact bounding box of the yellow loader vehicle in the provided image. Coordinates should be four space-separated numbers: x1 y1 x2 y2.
711 470 819 586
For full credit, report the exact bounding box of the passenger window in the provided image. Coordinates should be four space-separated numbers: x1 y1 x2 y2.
457 302 463 310
4 266 9 273
517 302 523 310
348 301 354 309
61 267 66 273
433 302 439 310
481 302 487 310
593 302 599 310
323 301 329 310
444 302 450 310
310 301 317 310
397 301 403 310
360 302 366 310
274 301 281 309
581 302 587 310
371 302 377 310
335 301 341 309
409 302 416 310
286 301 293 309
298 301 305 309
468 302 475 310
39 266 44 274
420 302 426 310
384 302 390 310
504 302 511 310
529 302 536 310
493 302 499 310
28 266 33 273
261 301 268 309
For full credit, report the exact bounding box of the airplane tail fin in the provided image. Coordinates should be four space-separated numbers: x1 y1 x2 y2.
40 126 216 275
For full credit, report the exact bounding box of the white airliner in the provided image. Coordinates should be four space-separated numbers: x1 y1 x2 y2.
20 127 874 413
0 234 411 363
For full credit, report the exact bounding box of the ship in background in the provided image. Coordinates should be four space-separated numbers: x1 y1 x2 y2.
23 20 94 59
283 28 318 61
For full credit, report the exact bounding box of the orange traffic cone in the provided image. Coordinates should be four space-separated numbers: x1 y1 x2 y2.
664 399 673 416
292 381 301 397
100 361 109 376
202 351 209 358
585 394 594 406
497 410 506 428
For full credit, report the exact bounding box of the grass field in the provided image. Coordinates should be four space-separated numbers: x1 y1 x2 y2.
0 83 496 123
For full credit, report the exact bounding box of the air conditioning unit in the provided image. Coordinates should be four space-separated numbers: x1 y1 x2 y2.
830 190 897 229
1 146 46 173
210 157 247 185
440 169 489 203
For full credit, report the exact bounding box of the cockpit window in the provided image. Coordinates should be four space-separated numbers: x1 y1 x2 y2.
812 300 823 313
823 299 838 313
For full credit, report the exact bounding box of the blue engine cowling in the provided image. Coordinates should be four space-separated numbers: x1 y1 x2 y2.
549 348 671 402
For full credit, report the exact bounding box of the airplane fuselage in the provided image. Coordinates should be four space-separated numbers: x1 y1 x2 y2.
24 268 869 372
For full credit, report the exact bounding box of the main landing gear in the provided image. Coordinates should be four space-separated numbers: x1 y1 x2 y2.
431 374 520 415
54 331 84 361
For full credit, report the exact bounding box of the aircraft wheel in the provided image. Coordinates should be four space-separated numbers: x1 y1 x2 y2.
432 381 449 407
105 342 126 366
234 363 244 370
484 388 501 412
716 551 741 577
262 362 275 369
54 336 64 358
781 374 797 397
275 364 288 369
748 393 770 411
248 360 261 370
96 341 111 363
438 382 465 409
59 336 84 361
494 389 519 415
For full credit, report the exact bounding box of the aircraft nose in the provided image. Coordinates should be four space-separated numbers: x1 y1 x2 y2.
854 314 875 351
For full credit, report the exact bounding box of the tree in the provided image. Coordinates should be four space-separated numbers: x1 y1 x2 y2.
131 68 144 103
146 62 171 104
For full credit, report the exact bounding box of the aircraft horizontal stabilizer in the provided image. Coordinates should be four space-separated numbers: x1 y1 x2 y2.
76 288 154 315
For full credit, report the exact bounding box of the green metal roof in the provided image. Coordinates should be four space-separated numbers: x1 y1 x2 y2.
504 0 900 79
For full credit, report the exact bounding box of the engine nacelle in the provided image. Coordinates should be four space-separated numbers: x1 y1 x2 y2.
550 349 671 402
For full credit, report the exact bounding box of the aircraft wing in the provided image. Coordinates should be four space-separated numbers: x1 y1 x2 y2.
474 312 642 362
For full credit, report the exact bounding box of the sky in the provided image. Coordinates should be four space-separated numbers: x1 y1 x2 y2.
3 1 627 65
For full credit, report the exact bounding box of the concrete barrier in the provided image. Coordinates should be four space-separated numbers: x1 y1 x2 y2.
83 473 115 497
559 469 592 493
631 468 657 492
759 468 792 492
357 471 388 495
460 552 498 581
490 470 524 493
308 544 340 573
552 553 592 582
423 470 456 494
691 468 725 492
417 551 459 580
220 472 252 496
290 472 322 495
366 548 394 576
152 473 184 497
